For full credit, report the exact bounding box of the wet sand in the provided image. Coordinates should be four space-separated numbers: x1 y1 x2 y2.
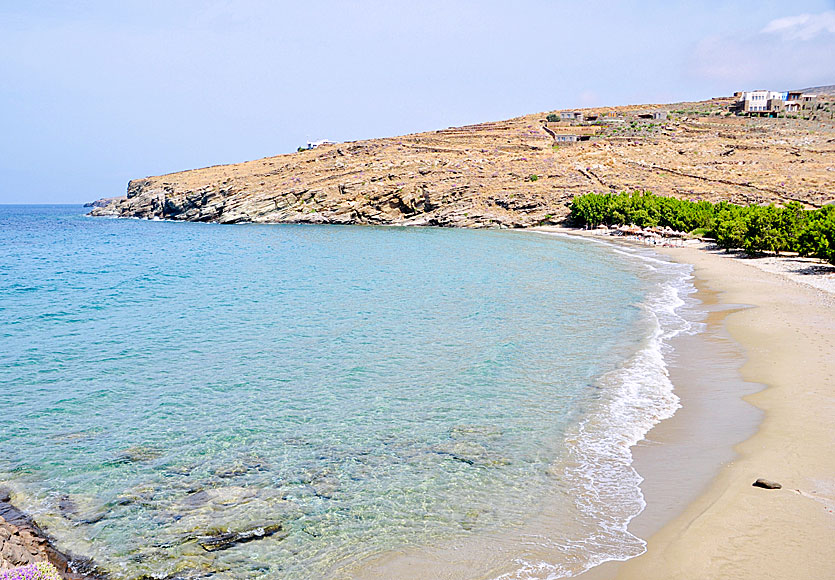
599 244 835 579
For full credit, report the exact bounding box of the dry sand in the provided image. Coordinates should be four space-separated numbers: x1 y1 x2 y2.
607 244 835 579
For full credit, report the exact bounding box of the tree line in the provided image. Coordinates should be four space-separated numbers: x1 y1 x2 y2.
568 191 835 264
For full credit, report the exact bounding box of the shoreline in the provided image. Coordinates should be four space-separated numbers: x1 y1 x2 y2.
4 225 834 579
533 228 767 579
0 489 100 579
2 226 704 580
614 243 835 579
548 228 835 579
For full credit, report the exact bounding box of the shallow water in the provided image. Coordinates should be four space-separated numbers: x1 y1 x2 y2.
0 207 697 579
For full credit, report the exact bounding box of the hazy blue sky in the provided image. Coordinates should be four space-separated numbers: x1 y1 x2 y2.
2 0 834 203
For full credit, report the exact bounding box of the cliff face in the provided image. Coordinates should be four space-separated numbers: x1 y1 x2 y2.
91 98 835 227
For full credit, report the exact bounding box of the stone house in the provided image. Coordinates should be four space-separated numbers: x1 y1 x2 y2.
637 111 668 120
784 91 818 114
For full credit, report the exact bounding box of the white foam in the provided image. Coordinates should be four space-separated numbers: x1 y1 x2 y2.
495 239 700 580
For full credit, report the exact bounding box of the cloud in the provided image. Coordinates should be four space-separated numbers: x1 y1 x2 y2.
761 11 835 40
691 11 835 89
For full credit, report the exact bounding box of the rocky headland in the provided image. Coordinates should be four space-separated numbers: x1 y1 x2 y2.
90 96 835 227
0 490 101 579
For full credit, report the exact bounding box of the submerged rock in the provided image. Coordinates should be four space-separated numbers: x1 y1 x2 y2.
115 482 170 508
110 445 163 464
197 522 285 552
459 509 481 531
295 468 343 499
450 425 503 439
175 486 257 512
169 485 300 553
57 495 78 517
56 494 109 525
433 442 511 467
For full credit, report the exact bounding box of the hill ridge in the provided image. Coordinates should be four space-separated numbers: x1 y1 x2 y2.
91 96 835 228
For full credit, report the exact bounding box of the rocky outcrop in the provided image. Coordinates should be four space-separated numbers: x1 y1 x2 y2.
0 489 102 579
90 97 835 226
197 522 285 552
82 197 125 209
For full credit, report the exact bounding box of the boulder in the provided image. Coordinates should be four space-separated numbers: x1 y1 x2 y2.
752 478 782 489
2 539 32 565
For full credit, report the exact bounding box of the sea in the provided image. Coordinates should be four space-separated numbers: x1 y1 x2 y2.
0 205 700 579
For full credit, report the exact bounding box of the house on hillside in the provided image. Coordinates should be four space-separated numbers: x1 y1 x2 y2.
637 110 668 120
733 90 817 117
560 111 584 122
553 128 596 143
554 134 582 143
305 139 336 150
543 123 598 144
737 90 784 114
784 91 818 114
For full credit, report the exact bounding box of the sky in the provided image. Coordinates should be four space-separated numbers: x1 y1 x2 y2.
2 0 834 203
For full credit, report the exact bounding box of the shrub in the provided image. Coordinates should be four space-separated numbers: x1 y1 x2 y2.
568 191 835 263
546 113 559 122
0 563 62 580
797 206 835 263
528 174 539 182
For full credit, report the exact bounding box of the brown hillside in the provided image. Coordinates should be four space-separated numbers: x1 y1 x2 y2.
91 97 835 228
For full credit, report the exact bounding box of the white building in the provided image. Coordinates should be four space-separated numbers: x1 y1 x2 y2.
739 90 784 112
306 139 336 150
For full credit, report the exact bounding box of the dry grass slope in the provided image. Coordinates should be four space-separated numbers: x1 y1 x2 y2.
92 97 835 228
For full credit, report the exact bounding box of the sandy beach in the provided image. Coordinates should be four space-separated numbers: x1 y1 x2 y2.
615 245 835 579
564 235 835 580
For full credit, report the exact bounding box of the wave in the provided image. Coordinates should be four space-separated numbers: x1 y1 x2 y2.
498 238 699 579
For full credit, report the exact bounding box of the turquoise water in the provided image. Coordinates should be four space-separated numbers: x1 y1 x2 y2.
0 206 695 579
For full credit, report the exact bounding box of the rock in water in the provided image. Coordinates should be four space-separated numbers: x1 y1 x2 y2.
197 523 285 552
110 445 162 464
752 478 782 489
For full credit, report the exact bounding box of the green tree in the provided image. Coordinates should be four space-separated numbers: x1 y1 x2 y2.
798 207 835 264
